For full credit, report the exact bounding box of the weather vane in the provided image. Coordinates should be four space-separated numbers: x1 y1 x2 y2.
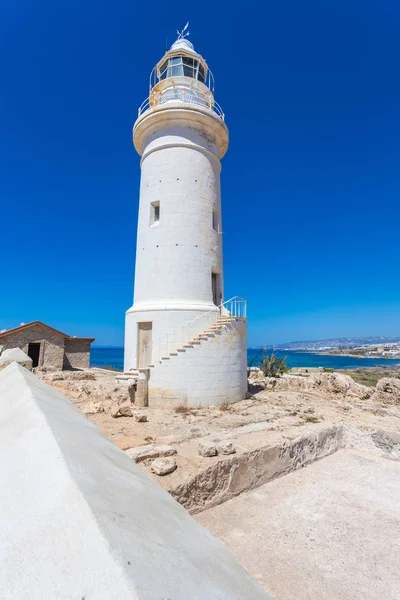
177 22 190 40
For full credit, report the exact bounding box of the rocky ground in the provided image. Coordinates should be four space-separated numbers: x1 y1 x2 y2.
34 365 400 598
36 366 400 498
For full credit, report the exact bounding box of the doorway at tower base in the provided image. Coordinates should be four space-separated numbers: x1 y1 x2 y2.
147 319 247 408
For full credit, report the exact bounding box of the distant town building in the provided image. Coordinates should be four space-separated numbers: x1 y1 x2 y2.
124 30 247 407
0 321 94 370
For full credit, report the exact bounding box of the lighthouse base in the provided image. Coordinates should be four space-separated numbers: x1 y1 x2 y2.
146 319 247 408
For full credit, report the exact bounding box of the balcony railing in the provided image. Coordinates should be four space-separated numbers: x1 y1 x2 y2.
138 86 225 120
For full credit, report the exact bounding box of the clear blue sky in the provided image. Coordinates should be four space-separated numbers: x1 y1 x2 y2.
1 0 399 346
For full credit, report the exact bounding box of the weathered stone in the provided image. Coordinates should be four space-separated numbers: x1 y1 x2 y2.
375 378 400 404
111 404 133 418
60 370 95 381
187 426 209 438
128 383 136 403
262 372 372 400
248 368 264 380
172 425 345 514
125 444 177 463
151 457 177 476
371 430 400 453
82 401 105 415
198 441 218 457
134 412 148 422
135 369 149 407
217 441 236 455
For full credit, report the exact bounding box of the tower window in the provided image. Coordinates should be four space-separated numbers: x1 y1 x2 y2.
158 55 206 83
212 208 218 232
150 201 160 226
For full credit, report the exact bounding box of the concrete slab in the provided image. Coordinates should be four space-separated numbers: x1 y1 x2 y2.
0 363 269 599
196 449 400 600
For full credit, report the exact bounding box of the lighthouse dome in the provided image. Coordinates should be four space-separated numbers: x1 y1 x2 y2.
170 37 197 55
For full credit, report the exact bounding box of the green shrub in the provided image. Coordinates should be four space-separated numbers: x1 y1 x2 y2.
260 349 288 378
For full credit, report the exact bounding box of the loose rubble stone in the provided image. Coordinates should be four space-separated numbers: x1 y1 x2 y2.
198 441 218 457
62 371 96 381
373 378 400 404
82 401 105 415
111 404 133 418
217 441 236 455
371 429 400 453
125 444 177 463
151 457 177 476
134 412 148 422
187 426 209 438
263 372 372 400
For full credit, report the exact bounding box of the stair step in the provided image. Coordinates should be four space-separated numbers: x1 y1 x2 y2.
183 344 194 348
161 356 170 360
177 348 186 352
169 352 178 356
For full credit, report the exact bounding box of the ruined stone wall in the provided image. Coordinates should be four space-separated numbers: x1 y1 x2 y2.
63 339 91 370
0 325 65 369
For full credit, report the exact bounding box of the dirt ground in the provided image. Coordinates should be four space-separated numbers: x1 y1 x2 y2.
36 366 400 493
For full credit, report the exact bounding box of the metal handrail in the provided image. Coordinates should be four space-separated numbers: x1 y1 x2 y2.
142 296 246 366
138 87 225 120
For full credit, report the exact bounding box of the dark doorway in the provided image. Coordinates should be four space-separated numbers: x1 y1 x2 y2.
27 343 41 368
212 273 218 306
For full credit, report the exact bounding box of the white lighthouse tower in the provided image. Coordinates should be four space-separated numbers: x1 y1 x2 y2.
125 28 247 407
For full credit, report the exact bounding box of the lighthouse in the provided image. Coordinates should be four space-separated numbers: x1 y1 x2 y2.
125 28 247 407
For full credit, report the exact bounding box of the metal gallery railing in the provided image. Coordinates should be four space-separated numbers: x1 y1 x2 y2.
142 296 246 366
138 86 225 120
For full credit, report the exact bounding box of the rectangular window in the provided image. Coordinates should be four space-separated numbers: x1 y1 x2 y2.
212 208 218 231
150 201 160 226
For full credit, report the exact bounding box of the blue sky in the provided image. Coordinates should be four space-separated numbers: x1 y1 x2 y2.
1 0 399 346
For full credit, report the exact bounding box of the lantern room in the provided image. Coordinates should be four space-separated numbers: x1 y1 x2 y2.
137 33 224 120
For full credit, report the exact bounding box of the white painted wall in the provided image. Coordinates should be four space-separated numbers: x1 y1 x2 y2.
148 319 248 407
0 362 268 599
124 46 247 408
125 104 229 371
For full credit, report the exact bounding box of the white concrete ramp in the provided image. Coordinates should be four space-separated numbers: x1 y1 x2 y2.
0 362 268 599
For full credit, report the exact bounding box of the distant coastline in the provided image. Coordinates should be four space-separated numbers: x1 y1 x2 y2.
313 351 400 360
90 346 400 372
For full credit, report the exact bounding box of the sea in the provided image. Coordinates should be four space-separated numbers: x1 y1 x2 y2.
91 347 400 372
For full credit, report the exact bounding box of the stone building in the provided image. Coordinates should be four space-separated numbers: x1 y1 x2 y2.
0 321 94 370
124 31 247 407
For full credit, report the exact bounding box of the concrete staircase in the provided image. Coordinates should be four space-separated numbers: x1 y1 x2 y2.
147 315 239 368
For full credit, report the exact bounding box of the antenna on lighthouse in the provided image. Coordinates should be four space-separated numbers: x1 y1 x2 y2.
177 22 190 40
